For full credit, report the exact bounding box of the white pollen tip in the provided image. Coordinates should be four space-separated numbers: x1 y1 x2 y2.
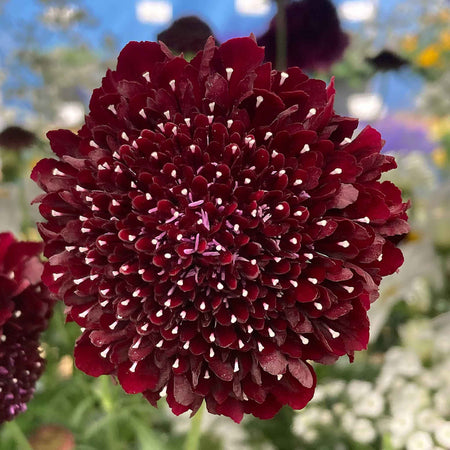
169 79 176 91
225 67 234 81
280 72 289 85
337 240 350 248
256 95 264 108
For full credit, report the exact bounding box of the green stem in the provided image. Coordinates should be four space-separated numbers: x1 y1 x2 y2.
275 0 288 71
184 402 205 450
98 376 120 450
4 420 32 450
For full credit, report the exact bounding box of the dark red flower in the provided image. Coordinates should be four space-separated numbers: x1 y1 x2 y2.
258 0 349 71
0 126 36 151
157 16 219 55
32 36 408 423
0 232 53 423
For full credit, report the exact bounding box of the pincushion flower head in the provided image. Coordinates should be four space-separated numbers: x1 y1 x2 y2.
32 36 408 423
0 232 53 423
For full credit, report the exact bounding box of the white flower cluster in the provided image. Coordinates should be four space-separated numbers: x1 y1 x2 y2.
293 315 450 449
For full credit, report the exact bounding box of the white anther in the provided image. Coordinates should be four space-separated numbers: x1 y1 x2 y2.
294 179 303 186
313 302 323 310
164 110 170 119
337 240 350 248
169 79 176 91
256 95 264 108
307 108 316 118
308 278 318 285
290 280 298 287
129 361 138 373
317 220 327 226
52 168 65 176
142 71 150 82
258 342 264 352
121 131 129 141
268 328 275 338
300 335 309 345
231 315 237 324
300 144 310 153
280 72 289 85
173 358 179 369
330 168 343 175
225 67 234 81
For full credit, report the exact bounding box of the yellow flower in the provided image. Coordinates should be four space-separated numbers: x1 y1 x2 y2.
416 45 440 67
440 29 450 50
401 34 418 53
432 147 447 168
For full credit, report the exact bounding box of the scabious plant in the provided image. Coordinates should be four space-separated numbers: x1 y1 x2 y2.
32 36 408 422
0 232 53 423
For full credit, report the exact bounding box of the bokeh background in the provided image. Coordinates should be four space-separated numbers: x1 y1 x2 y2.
0 0 449 449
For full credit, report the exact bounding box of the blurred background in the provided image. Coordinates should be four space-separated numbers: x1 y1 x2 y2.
0 0 449 449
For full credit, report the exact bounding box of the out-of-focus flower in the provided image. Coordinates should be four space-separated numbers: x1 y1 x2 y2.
440 30 450 50
32 36 407 422
371 116 436 155
347 93 384 121
157 16 219 55
0 232 53 423
366 50 409 72
435 422 450 448
338 0 376 23
135 1 172 24
416 45 441 68
401 35 419 53
406 431 434 450
29 424 75 450
56 102 85 128
351 418 376 444
258 0 349 70
0 126 36 151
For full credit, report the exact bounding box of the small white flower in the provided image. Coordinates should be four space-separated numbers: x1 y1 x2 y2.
405 431 434 450
347 380 373 402
351 418 376 444
354 390 385 418
389 413 415 438
435 421 450 448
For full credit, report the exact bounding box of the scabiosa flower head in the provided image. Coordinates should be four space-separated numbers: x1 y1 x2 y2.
0 232 53 423
258 0 349 71
32 36 408 422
